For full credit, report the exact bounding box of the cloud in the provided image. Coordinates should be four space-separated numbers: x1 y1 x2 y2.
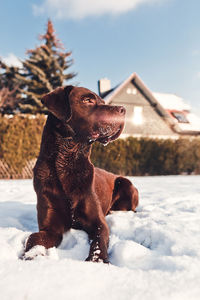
33 0 164 20
1 53 22 68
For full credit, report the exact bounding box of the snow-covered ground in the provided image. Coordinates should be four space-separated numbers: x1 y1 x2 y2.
0 176 200 300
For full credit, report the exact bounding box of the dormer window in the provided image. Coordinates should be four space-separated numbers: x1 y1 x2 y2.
170 111 189 123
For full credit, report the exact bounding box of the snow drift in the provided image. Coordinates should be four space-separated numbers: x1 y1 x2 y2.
0 176 200 300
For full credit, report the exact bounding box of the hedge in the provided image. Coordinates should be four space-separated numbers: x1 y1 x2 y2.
0 115 46 174
91 137 200 175
0 115 200 176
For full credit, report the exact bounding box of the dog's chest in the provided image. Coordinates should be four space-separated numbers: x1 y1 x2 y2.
55 150 93 188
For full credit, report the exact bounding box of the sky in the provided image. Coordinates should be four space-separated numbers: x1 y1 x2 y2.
1 0 200 114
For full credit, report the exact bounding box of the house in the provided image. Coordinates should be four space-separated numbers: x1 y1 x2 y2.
98 73 200 139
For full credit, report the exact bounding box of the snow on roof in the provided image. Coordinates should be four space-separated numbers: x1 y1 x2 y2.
153 92 191 111
154 93 200 132
178 113 200 132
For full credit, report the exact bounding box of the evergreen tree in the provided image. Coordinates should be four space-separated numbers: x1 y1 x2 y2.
0 60 22 114
0 19 76 114
17 19 76 113
0 87 18 114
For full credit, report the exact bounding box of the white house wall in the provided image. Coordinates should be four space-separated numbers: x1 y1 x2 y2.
110 83 177 138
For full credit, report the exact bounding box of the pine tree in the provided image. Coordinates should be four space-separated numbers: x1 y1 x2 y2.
0 60 22 114
17 19 76 113
0 86 18 114
0 19 76 114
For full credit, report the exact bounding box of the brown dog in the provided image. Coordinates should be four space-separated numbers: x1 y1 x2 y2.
25 86 139 263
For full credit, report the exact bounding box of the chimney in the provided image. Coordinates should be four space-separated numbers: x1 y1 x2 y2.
97 78 111 97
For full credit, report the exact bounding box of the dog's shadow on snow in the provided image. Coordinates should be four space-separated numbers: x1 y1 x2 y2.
0 201 38 232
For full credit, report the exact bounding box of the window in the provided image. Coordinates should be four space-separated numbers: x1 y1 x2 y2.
126 88 137 95
171 111 189 123
132 106 143 125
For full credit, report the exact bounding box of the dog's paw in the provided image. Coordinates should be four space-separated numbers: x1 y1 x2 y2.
22 245 47 261
85 254 109 264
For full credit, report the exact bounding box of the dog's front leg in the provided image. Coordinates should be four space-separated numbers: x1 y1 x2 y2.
86 220 109 263
76 193 109 262
74 191 110 263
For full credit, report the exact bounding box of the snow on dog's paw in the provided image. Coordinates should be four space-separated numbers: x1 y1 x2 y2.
23 245 47 261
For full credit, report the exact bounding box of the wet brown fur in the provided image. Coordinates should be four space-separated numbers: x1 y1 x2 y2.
25 85 139 262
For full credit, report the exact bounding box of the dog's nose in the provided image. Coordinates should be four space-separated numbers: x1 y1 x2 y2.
117 106 126 115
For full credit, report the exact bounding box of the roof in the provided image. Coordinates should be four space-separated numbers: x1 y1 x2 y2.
154 92 200 133
104 72 176 127
103 72 200 135
178 113 200 132
153 92 191 111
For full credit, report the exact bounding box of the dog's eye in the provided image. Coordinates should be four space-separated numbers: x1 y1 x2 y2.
82 98 94 104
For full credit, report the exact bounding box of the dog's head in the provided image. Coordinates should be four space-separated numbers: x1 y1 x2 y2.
42 85 125 145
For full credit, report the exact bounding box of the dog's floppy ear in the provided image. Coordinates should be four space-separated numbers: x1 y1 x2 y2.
41 85 74 121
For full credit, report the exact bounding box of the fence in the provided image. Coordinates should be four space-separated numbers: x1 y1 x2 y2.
0 159 36 179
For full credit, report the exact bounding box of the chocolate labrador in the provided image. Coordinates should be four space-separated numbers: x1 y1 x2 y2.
24 86 139 262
